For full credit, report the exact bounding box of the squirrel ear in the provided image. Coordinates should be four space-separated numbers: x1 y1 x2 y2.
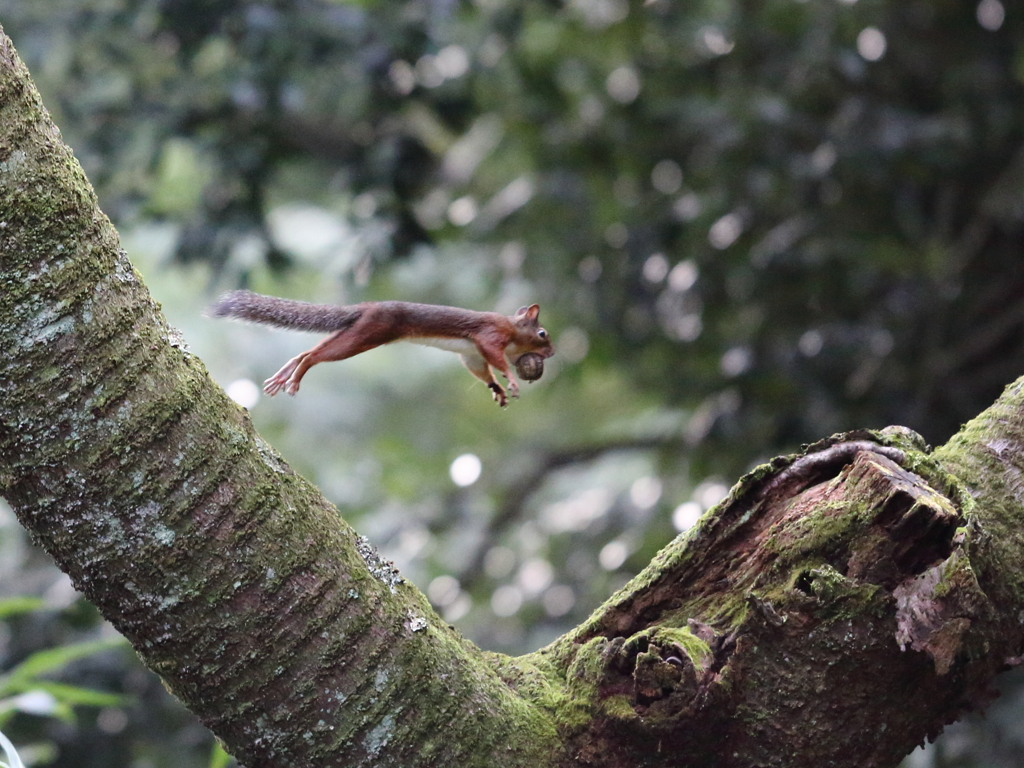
516 304 540 321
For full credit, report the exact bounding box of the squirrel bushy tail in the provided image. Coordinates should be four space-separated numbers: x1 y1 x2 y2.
209 290 362 333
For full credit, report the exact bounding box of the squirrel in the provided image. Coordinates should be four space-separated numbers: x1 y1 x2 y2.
209 290 555 406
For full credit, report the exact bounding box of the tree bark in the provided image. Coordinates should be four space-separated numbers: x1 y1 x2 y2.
2 25 1023 768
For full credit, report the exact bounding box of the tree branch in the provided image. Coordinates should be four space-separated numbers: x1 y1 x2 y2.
5 24 1024 768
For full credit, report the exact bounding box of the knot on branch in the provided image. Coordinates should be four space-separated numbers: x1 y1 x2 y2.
584 622 732 721
622 627 708 708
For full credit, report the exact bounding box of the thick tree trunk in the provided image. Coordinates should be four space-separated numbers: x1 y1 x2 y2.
2 24 1023 768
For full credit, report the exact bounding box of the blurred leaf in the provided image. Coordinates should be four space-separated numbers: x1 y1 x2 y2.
0 638 126 692
0 599 45 620
0 691 58 718
23 682 126 709
209 742 233 768
0 692 74 726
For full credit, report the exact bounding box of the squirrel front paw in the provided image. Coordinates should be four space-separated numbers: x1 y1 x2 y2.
489 382 508 407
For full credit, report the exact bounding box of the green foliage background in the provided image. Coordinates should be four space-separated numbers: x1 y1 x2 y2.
2 0 1024 765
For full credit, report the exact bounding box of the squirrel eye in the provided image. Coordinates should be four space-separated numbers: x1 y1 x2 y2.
538 328 548 339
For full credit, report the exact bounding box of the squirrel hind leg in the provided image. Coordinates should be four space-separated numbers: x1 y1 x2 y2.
266 328 389 396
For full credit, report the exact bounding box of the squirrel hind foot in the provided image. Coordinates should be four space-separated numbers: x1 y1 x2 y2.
263 376 286 396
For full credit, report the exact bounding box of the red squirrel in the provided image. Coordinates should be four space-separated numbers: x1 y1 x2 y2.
209 290 555 406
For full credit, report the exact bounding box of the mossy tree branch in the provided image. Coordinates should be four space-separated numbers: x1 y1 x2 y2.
3 24 1024 768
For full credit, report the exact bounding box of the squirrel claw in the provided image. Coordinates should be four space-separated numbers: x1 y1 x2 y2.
489 383 508 407
263 376 287 397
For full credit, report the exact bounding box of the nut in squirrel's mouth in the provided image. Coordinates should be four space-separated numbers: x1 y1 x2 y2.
514 352 545 381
